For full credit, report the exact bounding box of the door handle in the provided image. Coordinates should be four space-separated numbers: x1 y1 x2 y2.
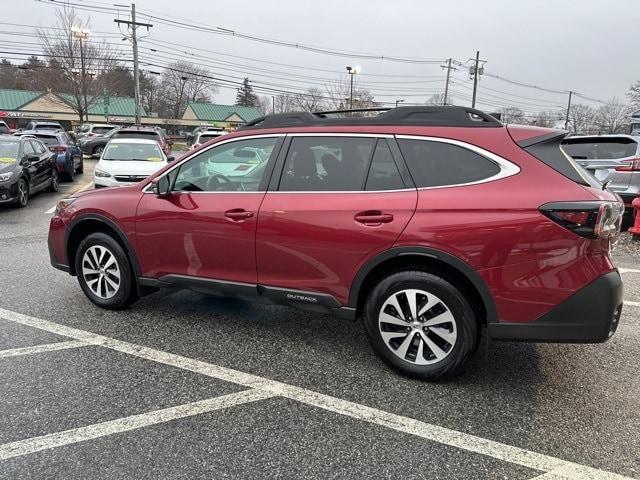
354 211 394 225
224 208 254 221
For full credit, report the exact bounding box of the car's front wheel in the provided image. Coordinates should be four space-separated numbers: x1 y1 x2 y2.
363 271 479 380
15 178 28 208
75 232 138 310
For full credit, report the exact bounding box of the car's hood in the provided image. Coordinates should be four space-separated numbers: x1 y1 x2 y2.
97 159 167 176
0 160 17 174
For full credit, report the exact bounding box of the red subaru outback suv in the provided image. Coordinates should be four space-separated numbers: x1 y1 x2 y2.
48 107 624 379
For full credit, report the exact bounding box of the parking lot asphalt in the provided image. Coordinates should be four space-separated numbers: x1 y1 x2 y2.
0 159 638 479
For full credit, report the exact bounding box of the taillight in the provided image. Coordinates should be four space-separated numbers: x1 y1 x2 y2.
540 201 623 240
615 158 640 171
49 145 67 153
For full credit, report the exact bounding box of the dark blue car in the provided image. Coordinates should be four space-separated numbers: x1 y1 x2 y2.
17 130 83 181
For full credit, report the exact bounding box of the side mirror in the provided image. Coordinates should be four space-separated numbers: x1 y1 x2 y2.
167 156 175 163
152 176 171 197
27 154 40 163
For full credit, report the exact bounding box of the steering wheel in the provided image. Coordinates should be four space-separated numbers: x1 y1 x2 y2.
206 174 233 191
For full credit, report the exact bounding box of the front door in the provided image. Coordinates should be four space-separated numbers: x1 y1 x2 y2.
135 135 283 283
256 135 417 305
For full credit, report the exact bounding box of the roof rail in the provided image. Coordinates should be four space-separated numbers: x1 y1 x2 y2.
238 106 502 130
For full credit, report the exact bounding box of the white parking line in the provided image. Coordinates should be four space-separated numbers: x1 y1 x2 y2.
0 340 87 359
44 181 94 214
625 301 640 307
0 389 274 461
0 307 634 479
619 268 640 274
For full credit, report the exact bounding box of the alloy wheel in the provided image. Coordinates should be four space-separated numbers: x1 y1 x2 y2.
17 181 28 206
51 171 59 190
378 288 458 365
81 245 121 299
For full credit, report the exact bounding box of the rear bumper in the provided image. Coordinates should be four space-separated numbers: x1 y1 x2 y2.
489 270 623 343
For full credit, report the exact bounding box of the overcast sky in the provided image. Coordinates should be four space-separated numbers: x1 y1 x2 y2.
5 0 638 115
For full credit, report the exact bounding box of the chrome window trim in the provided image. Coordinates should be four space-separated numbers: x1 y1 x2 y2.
394 134 521 190
142 133 285 193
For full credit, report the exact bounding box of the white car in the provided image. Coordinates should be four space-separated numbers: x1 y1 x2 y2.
94 138 172 188
190 130 226 150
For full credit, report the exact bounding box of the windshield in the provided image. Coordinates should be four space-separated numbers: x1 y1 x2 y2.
102 142 164 161
561 138 637 160
0 141 19 163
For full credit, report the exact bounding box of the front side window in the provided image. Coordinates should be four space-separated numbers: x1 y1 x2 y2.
173 137 278 192
397 139 501 188
279 136 375 191
31 141 46 154
22 141 35 156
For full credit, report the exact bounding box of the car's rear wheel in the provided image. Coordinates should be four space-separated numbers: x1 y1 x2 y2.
76 156 84 174
15 179 28 208
363 271 478 380
93 145 104 157
75 232 138 310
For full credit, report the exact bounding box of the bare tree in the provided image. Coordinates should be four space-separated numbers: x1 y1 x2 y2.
159 61 216 118
594 97 630 134
38 7 118 122
272 93 298 113
255 95 271 115
324 77 379 114
627 80 640 110
566 104 595 134
0 59 19 89
500 106 525 124
294 87 327 112
529 110 562 128
426 93 446 106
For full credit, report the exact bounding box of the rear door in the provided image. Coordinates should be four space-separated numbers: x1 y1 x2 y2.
256 135 417 305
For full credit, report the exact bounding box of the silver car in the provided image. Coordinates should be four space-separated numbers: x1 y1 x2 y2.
562 134 639 217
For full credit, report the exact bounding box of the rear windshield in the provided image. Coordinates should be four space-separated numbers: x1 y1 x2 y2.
561 138 637 160
0 141 19 163
114 131 160 141
34 124 60 130
33 135 59 145
103 142 163 161
199 133 223 142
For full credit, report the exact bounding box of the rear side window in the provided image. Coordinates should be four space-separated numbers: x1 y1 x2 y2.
365 139 405 191
397 139 500 188
93 126 113 135
561 138 637 160
525 137 599 187
279 136 375 191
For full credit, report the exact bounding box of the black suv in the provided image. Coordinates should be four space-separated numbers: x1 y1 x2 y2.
0 135 59 207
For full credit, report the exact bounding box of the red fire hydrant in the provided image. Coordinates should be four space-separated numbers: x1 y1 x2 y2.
629 196 640 236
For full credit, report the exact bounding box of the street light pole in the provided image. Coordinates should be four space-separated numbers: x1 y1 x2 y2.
346 66 359 110
395 99 404 108
71 27 90 123
564 91 573 130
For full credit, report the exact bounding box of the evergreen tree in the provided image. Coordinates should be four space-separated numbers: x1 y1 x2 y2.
235 77 258 106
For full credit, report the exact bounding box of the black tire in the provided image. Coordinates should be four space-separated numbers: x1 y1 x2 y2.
65 162 75 181
363 271 479 380
75 232 139 310
15 178 28 208
93 145 104 157
48 169 59 192
76 156 84 174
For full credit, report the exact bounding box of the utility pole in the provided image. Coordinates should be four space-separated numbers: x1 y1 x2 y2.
564 90 573 130
469 50 486 108
395 99 404 107
272 96 275 114
115 4 152 126
440 58 457 105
